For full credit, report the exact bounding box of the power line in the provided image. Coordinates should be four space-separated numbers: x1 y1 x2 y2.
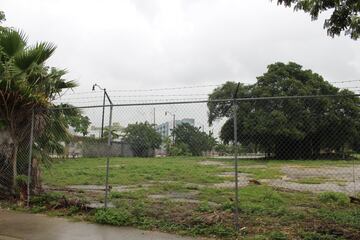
328 79 360 84
61 84 220 96
55 93 210 101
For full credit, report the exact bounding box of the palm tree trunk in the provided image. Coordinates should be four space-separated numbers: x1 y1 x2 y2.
12 143 18 189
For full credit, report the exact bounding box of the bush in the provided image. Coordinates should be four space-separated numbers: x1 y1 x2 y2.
318 192 349 205
95 208 132 226
169 143 191 156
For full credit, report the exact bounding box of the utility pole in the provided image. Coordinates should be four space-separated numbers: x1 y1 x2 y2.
153 107 156 128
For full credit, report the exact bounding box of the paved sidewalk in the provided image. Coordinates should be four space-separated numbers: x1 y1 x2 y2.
0 209 196 240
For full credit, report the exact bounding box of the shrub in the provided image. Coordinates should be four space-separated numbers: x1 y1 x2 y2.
95 208 132 226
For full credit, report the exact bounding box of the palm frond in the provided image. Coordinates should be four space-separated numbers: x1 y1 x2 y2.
33 42 56 65
0 29 27 58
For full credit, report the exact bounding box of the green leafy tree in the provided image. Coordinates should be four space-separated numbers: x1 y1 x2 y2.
276 0 360 40
122 122 162 157
209 62 360 159
172 123 216 156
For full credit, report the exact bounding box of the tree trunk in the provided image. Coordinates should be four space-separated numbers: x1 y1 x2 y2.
12 143 18 189
0 129 15 193
31 158 42 193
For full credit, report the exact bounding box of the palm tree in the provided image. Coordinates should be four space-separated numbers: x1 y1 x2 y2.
0 28 77 192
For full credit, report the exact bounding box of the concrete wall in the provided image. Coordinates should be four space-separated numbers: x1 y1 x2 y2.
81 142 134 157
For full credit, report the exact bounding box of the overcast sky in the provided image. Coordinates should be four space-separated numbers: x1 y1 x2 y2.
2 0 360 104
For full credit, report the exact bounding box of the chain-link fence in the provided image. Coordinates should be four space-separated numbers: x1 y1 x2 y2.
1 95 360 231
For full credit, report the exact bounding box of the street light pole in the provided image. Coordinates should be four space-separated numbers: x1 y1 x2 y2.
92 84 112 138
92 83 113 209
165 111 176 143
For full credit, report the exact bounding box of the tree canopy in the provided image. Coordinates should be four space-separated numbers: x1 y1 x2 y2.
276 0 360 40
208 62 360 159
171 123 216 156
122 122 162 157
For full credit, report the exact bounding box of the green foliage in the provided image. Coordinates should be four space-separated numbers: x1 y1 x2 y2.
172 123 216 156
168 143 192 156
0 24 82 192
269 231 288 240
196 201 212 212
209 62 360 159
122 122 162 157
300 231 345 240
276 0 360 40
95 208 131 226
15 175 28 188
0 11 5 24
30 192 64 206
318 192 350 205
318 208 360 228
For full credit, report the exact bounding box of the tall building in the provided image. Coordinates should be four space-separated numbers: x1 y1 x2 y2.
155 118 195 139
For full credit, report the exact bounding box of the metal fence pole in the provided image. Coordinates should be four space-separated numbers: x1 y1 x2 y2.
104 105 113 208
233 101 240 231
26 109 35 207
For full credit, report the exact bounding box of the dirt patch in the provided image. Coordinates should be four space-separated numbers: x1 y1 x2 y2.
281 165 360 182
198 160 227 166
149 191 199 200
262 165 360 194
212 172 251 188
65 184 153 193
240 165 267 169
148 191 219 207
86 202 115 209
264 179 360 194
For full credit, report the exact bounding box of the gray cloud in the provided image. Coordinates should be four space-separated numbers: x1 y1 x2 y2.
2 0 360 95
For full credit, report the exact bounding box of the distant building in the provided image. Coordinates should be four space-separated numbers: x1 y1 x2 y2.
155 118 195 139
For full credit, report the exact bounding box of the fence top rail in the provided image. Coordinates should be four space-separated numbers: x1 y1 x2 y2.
48 94 360 110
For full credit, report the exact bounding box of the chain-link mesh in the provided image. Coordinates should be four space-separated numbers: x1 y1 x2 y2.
1 95 359 234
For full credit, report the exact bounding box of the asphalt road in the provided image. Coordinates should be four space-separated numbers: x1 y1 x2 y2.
0 209 197 240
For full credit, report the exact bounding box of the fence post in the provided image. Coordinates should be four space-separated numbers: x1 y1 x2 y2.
104 105 113 208
26 109 35 207
233 100 240 231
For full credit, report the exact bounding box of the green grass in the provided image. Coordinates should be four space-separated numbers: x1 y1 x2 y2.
43 157 225 187
32 157 360 239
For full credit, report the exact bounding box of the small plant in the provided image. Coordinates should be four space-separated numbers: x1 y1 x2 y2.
269 231 288 240
110 192 122 199
197 201 212 212
95 208 132 226
300 231 342 240
318 192 349 205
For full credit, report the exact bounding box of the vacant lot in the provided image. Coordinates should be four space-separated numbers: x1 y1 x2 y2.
37 157 360 239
